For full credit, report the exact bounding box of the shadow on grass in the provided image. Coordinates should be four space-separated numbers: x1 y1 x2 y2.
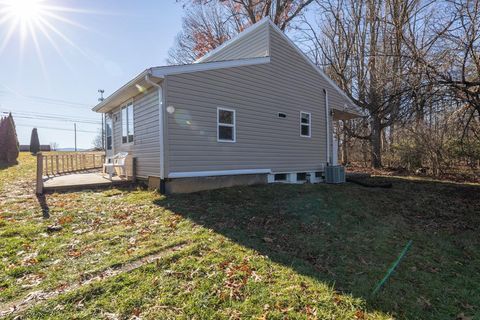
0 161 18 171
153 178 480 319
36 194 50 219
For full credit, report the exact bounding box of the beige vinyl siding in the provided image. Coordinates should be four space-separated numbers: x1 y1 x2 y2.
164 24 351 175
111 88 160 178
200 22 269 63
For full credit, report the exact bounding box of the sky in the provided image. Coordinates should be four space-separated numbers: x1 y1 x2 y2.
0 0 184 149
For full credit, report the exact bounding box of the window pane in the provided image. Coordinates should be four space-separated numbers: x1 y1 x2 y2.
301 113 310 124
219 125 233 141
128 105 134 136
301 124 310 136
106 117 112 150
122 108 127 142
219 109 233 124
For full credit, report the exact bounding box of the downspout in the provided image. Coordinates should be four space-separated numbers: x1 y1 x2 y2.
145 71 165 184
324 89 330 166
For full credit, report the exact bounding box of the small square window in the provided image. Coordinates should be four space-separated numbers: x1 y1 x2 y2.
297 172 307 181
274 173 287 181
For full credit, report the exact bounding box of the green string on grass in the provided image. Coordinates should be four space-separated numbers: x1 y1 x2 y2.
372 240 413 296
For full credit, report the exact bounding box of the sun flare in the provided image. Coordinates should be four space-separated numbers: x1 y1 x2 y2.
0 0 95 79
4 0 44 22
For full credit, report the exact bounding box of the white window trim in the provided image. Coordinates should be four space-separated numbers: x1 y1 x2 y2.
217 107 236 143
121 100 134 145
300 111 311 138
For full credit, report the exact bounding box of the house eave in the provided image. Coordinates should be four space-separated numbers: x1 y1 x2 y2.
92 69 163 113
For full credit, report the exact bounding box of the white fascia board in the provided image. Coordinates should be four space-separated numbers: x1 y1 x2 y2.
267 20 360 112
195 16 271 63
151 57 270 77
92 69 164 113
168 169 272 179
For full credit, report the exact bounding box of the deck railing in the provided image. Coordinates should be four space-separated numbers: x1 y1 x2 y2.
36 152 106 194
42 152 105 176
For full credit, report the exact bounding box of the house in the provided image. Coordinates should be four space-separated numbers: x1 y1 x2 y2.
19 145 51 152
92 17 361 193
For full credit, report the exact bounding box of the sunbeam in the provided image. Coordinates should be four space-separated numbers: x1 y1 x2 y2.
0 0 99 80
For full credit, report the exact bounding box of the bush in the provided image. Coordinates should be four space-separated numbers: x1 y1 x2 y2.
0 113 19 164
30 128 40 155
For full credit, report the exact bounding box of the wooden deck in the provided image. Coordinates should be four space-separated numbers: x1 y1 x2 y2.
43 171 131 192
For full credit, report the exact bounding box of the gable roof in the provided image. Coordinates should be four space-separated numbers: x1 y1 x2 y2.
94 17 361 117
195 16 271 64
195 17 360 115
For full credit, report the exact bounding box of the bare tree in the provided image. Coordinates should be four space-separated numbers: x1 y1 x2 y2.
301 0 421 167
169 0 314 63
92 129 103 150
50 142 59 151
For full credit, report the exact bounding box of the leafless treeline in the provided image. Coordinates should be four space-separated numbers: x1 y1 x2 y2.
170 0 479 177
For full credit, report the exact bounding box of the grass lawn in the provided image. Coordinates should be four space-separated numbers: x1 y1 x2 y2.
1 153 479 319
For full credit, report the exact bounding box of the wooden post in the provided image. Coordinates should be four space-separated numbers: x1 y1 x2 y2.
132 157 137 183
92 154 95 169
36 153 44 194
55 155 59 175
45 155 48 176
62 155 65 173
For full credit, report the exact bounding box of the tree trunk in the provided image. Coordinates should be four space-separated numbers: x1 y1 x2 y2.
341 120 349 165
371 116 382 168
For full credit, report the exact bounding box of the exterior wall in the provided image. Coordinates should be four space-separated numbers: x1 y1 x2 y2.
110 88 160 178
165 174 267 194
200 22 269 63
164 24 351 176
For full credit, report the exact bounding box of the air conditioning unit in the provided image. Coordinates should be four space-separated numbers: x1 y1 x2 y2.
325 165 345 184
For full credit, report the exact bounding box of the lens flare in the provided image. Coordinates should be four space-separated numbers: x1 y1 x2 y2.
0 0 99 80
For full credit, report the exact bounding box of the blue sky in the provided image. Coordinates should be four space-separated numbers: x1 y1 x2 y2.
0 0 183 149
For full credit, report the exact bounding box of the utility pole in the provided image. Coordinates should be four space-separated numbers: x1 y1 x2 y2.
98 89 105 150
74 123 77 152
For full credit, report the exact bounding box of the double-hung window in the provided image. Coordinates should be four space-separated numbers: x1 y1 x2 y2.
300 111 311 137
105 115 112 150
217 108 236 142
121 102 134 143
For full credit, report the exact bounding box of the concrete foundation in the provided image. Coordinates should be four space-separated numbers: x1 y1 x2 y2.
165 174 267 194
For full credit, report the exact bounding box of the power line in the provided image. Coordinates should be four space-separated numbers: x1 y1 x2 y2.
16 124 98 134
1 110 102 124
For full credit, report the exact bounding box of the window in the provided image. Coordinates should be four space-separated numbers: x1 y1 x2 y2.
274 173 287 181
105 115 112 150
297 172 307 181
217 108 235 142
300 111 311 137
121 102 134 143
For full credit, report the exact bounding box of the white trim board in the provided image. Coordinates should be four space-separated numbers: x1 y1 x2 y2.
217 107 236 143
151 57 270 77
168 169 272 179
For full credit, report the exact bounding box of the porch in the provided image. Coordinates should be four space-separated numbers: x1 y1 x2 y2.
35 152 136 194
